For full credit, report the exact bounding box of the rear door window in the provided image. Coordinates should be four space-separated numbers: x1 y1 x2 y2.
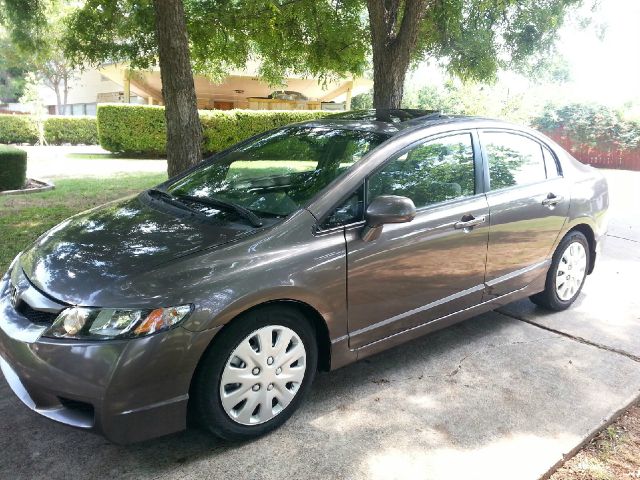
482 132 547 190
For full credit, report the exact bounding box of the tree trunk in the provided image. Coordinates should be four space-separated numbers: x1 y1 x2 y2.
53 84 62 115
63 76 68 115
371 49 410 110
152 0 202 178
367 0 426 110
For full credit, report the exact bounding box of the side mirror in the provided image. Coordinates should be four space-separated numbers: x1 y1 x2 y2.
362 195 416 242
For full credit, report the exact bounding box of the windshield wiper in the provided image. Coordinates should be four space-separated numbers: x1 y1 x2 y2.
147 188 200 215
175 194 264 228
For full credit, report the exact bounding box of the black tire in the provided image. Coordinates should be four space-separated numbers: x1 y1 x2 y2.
190 304 318 441
530 230 590 311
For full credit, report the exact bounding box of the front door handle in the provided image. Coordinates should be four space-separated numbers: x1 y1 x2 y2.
454 214 486 230
542 193 563 207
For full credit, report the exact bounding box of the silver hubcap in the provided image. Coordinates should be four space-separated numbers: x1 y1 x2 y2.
555 241 587 301
220 325 306 426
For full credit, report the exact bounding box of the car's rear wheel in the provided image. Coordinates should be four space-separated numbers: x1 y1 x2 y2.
191 305 317 441
530 231 590 311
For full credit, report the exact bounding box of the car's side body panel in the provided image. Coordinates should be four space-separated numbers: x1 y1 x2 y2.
352 272 548 362
482 177 571 298
345 193 490 348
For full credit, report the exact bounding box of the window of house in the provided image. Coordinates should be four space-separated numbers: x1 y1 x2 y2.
71 104 85 116
85 103 97 116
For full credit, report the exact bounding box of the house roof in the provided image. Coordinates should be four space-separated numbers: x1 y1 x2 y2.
99 64 372 106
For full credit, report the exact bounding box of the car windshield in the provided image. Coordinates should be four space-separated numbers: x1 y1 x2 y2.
166 126 389 219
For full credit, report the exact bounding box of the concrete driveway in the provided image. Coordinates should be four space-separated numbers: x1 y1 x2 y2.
1 169 639 480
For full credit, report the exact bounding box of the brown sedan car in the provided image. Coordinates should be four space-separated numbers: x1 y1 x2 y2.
0 110 608 443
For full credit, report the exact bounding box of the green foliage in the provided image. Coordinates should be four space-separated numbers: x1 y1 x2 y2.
97 104 329 156
97 104 165 155
43 116 98 145
201 110 330 153
0 115 38 144
63 0 369 85
0 144 27 190
0 114 99 145
532 103 640 151
1 0 78 113
351 91 373 110
0 35 28 102
418 0 584 83
0 0 50 53
401 77 550 124
61 0 581 91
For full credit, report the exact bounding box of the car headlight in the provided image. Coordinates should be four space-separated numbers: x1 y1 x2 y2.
43 305 193 340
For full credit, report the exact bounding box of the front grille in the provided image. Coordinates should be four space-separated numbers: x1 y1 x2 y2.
15 300 59 325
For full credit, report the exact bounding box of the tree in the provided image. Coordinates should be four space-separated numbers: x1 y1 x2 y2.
64 1 369 86
5 0 586 175
35 43 76 115
62 0 370 176
365 0 584 109
0 1 77 114
152 0 201 178
0 34 27 102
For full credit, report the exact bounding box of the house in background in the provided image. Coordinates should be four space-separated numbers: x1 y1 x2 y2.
37 63 372 116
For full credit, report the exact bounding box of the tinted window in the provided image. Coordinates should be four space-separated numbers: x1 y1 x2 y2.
368 133 475 209
483 132 546 190
168 127 388 218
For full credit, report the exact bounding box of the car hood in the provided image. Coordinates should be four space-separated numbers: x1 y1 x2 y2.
19 195 256 305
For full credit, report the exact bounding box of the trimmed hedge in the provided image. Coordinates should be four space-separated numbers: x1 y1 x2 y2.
97 104 330 156
0 115 38 144
44 116 99 145
97 105 166 156
0 114 99 145
0 145 27 191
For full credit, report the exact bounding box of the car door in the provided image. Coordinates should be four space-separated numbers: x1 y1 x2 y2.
344 131 490 349
479 130 570 299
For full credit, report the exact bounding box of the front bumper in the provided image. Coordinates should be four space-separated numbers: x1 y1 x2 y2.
0 271 219 444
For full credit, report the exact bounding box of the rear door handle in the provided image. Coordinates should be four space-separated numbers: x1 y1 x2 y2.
454 214 486 230
542 193 563 207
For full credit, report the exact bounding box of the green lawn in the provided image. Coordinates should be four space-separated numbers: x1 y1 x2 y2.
0 172 167 273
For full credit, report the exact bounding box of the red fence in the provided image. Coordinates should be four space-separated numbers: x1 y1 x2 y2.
545 131 640 171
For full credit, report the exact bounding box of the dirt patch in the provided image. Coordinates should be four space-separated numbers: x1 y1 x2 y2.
550 402 640 480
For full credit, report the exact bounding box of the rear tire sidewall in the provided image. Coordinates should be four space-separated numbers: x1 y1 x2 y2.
191 305 318 441
533 231 590 311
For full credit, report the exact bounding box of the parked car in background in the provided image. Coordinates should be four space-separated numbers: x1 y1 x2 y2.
0 110 608 443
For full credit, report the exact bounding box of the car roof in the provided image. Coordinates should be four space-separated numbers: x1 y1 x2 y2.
298 109 521 136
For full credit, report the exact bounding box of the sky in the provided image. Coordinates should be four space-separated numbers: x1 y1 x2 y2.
558 0 640 106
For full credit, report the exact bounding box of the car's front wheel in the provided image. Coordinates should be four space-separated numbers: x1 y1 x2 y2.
191 305 318 441
530 230 590 311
